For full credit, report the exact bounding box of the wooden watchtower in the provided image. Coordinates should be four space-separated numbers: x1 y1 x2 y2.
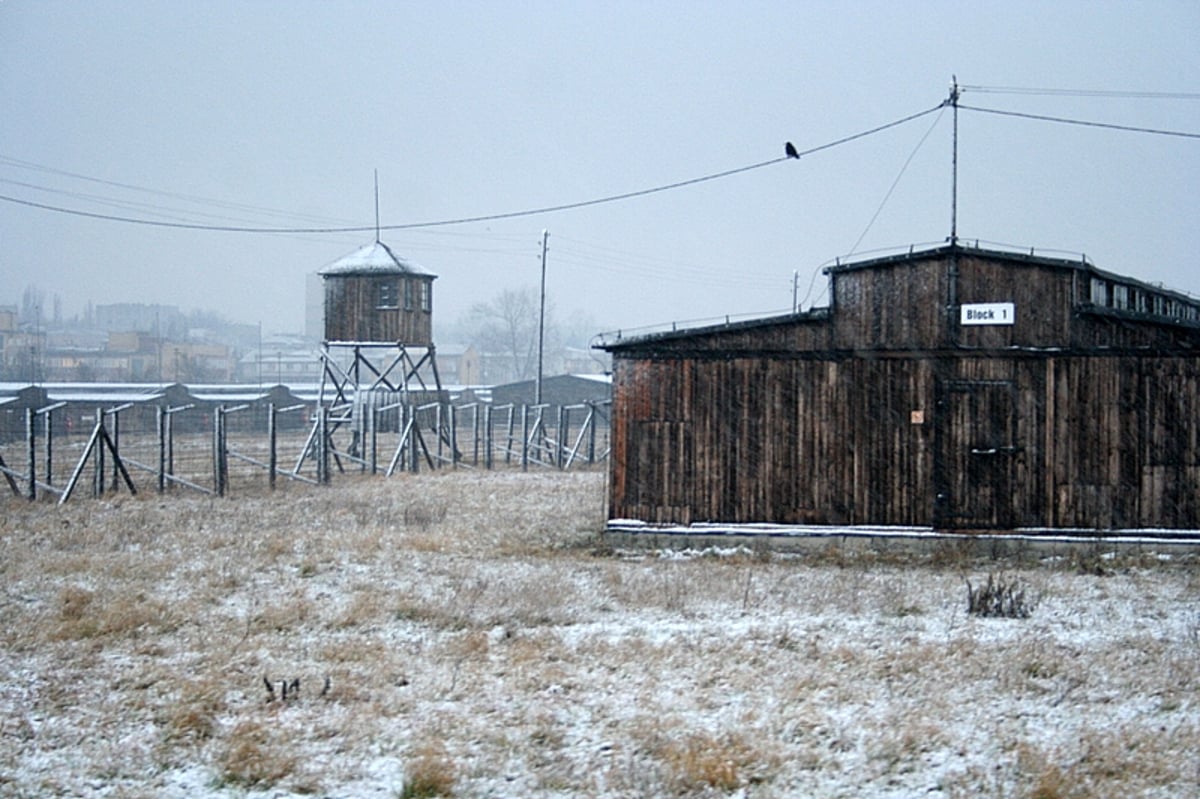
310 240 448 476
321 240 436 345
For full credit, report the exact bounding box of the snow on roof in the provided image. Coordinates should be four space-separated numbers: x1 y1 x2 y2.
318 241 435 278
39 381 167 397
41 382 171 394
45 390 166 404
189 391 270 403
571 373 612 384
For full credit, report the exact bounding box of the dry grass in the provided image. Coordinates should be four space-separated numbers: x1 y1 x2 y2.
217 719 300 789
1 467 1198 797
400 740 457 798
659 729 777 791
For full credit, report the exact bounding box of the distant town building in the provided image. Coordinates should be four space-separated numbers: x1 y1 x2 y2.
94 303 182 334
436 344 482 386
0 329 46 383
305 272 324 341
235 344 324 384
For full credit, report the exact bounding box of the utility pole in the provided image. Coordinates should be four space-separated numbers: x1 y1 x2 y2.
155 311 167 382
947 77 962 350
536 230 549 405
949 76 961 246
257 321 263 388
32 302 40 385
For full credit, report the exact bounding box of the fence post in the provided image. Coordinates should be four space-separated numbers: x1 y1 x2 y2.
157 406 166 493
449 403 458 469
219 405 236 496
409 405 419 474
369 402 378 476
557 405 566 469
213 406 225 497
472 404 480 466
317 405 329 484
268 402 277 491
42 406 53 490
505 406 516 465
94 407 105 497
587 402 598 464
484 404 493 470
435 403 444 464
166 407 176 488
213 407 219 496
521 404 530 472
400 404 409 474
111 407 121 491
25 407 35 501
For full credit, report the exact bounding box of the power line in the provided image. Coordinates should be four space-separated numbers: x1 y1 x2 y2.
0 177 308 226
550 249 785 292
790 101 948 158
0 154 356 226
551 235 789 290
4 161 795 233
960 85 1200 100
0 104 948 235
958 104 1200 139
380 155 794 231
847 104 947 255
0 160 789 233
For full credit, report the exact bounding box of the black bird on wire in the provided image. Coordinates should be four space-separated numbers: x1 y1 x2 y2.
785 141 800 159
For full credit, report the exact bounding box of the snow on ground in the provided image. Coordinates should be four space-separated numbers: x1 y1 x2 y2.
1 470 1197 798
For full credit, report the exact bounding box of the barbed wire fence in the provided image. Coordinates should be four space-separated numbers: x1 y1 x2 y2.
0 399 610 505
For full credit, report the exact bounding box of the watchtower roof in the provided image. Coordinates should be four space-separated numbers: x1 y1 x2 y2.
318 241 435 278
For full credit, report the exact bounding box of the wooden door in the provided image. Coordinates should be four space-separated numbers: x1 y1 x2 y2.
935 380 1019 529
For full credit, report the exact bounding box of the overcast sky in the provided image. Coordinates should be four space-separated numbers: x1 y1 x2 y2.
2 1 1198 339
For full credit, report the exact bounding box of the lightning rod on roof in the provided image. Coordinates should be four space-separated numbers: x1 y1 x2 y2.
374 169 381 243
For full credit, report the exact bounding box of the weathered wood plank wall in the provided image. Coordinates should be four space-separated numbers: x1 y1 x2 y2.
609 349 1200 529
607 247 1200 530
324 275 433 344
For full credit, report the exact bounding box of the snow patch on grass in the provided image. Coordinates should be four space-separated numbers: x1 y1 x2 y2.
1 469 1197 797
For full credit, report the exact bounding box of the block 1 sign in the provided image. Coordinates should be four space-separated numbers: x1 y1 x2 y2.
960 302 1015 326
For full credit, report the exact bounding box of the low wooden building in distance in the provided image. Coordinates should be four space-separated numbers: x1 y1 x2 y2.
599 242 1200 531
320 241 435 344
489 374 612 410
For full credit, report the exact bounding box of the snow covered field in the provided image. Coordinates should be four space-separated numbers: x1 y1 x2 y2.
1 470 1197 798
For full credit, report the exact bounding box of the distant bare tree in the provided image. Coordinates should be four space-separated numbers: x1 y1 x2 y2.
461 287 558 383
21 284 44 327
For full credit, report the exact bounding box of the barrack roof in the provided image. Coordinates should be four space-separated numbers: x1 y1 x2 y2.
597 241 1200 350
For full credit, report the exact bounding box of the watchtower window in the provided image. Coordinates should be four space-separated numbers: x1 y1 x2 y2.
421 281 432 312
404 280 414 310
376 280 399 309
